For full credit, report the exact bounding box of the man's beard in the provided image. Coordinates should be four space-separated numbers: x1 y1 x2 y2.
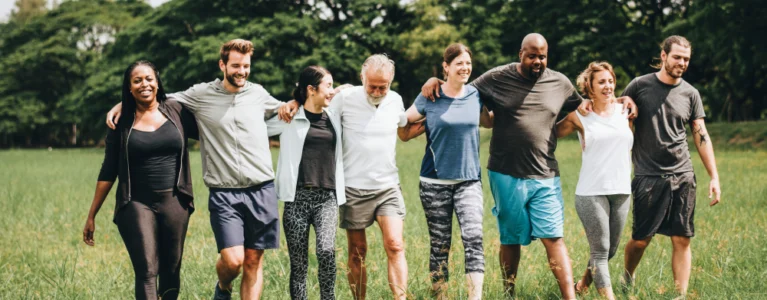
226 69 248 87
523 65 545 80
367 93 385 106
664 60 685 79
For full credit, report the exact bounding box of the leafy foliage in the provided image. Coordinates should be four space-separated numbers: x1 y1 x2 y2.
0 0 765 147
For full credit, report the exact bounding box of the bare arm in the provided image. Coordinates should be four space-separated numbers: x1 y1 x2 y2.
691 118 721 206
106 102 123 130
479 106 494 128
555 112 583 138
419 77 444 101
398 105 425 141
83 181 115 246
397 121 426 142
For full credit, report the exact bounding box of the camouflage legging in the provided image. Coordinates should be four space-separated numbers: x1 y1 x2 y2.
419 180 485 283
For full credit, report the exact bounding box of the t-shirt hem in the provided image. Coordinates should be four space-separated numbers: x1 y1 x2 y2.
344 182 400 190
575 190 632 196
486 167 559 180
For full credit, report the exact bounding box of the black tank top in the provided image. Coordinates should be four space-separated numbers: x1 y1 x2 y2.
128 121 182 193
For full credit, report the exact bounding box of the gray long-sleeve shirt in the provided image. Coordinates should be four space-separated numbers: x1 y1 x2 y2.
169 79 283 188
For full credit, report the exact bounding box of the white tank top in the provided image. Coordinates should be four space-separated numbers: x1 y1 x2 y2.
575 103 633 196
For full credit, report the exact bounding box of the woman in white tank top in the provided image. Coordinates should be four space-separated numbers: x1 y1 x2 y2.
556 62 633 300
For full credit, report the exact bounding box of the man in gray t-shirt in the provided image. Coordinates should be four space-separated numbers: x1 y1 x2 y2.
620 35 721 297
471 62 582 179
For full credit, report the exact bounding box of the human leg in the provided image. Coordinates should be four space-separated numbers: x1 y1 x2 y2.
418 181 454 296
116 200 160 300
453 181 485 300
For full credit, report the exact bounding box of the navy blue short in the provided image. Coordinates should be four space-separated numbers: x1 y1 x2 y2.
208 181 280 252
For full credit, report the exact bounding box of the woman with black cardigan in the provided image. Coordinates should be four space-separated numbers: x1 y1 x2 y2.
83 61 198 300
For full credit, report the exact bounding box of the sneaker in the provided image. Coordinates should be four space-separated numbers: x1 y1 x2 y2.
212 281 232 300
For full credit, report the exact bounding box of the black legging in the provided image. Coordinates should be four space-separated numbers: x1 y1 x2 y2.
116 190 190 300
283 187 338 300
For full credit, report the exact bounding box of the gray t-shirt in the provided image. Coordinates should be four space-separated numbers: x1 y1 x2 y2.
471 63 582 179
621 73 705 176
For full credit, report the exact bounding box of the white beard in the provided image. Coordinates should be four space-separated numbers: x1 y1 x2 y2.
367 94 385 106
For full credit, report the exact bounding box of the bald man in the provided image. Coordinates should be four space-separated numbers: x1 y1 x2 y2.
421 33 635 299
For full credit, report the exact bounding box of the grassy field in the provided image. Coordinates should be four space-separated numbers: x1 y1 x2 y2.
1 123 766 299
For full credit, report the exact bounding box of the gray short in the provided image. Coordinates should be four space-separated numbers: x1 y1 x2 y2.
339 185 406 229
208 181 280 252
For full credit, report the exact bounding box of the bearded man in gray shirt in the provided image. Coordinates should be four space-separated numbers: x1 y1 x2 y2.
620 35 721 298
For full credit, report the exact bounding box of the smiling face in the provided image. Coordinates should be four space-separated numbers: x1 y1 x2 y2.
444 51 472 84
519 44 548 80
308 74 335 108
661 43 691 79
363 69 392 105
129 65 158 105
219 50 251 88
589 70 615 102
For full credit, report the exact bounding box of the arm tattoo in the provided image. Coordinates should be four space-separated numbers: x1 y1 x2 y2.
693 124 709 147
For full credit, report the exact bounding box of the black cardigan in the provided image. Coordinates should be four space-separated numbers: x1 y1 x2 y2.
97 99 199 222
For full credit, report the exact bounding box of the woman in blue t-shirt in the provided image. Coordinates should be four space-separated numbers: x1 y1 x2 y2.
398 43 492 300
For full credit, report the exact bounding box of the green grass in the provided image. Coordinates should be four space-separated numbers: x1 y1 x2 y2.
1 130 766 299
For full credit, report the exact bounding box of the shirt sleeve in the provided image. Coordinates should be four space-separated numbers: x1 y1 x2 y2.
396 95 407 127
413 94 427 116
167 84 204 113
259 86 284 120
561 75 584 113
689 89 706 121
265 114 288 137
97 129 120 182
620 78 639 100
327 90 344 116
470 66 503 112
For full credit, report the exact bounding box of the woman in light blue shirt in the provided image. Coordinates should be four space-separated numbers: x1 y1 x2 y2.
399 44 492 300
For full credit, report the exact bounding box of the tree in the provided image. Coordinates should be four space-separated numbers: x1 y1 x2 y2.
10 0 47 24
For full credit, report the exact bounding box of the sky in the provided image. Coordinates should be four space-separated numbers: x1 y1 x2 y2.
0 0 170 22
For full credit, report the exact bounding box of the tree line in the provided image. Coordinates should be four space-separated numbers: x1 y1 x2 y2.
1 0 765 147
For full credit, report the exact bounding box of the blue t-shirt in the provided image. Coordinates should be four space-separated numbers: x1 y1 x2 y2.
414 85 482 180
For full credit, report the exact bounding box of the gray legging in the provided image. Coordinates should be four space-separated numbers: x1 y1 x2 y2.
419 180 485 283
574 194 630 289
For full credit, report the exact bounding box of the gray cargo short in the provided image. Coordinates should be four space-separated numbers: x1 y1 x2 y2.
339 185 406 229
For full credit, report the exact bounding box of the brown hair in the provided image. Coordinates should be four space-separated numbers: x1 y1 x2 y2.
442 43 472 79
576 61 616 98
651 35 691 69
220 39 254 64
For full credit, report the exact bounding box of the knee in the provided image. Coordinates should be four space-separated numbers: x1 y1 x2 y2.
243 250 264 271
348 243 368 262
219 253 244 273
384 238 405 257
316 245 336 259
631 238 652 249
671 236 691 248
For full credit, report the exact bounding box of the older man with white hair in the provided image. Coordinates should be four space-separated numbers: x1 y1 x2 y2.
280 54 409 300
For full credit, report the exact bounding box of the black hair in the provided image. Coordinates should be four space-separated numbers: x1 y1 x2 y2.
292 66 330 106
120 60 167 126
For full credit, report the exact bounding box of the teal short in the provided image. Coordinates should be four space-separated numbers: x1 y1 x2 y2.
488 170 564 246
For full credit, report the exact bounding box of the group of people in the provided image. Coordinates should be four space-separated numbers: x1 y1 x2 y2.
82 33 721 300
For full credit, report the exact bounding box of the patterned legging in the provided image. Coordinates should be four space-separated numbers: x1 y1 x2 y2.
283 187 338 300
419 180 485 283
